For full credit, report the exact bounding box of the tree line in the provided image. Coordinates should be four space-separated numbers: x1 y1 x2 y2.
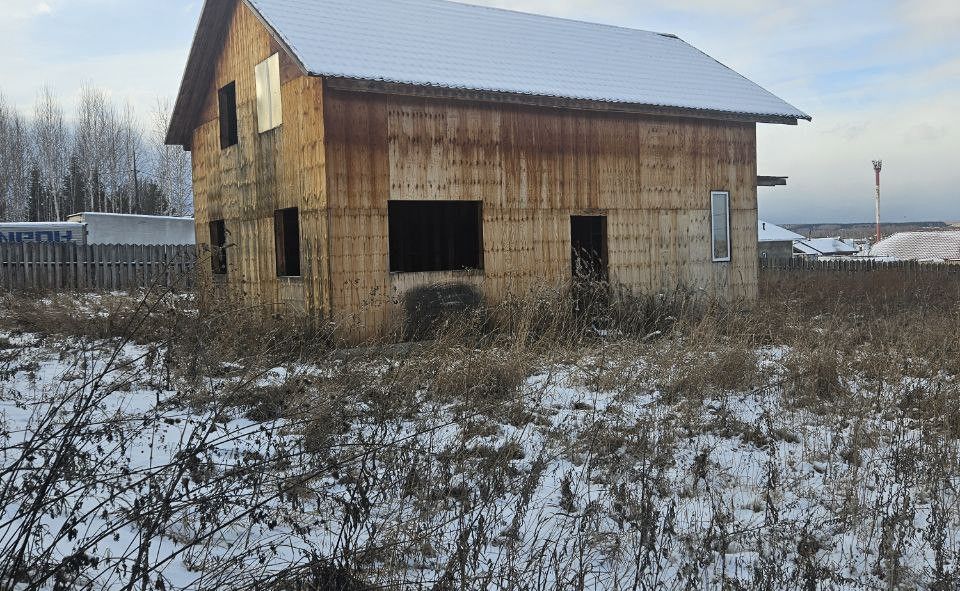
0 85 192 223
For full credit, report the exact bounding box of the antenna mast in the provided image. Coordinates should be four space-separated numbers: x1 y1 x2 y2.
872 160 883 244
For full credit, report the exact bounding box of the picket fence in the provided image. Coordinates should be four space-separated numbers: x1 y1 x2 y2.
760 256 960 276
0 243 197 292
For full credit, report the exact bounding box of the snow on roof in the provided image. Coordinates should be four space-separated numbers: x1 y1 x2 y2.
868 231 960 261
758 220 805 242
0 221 85 228
68 212 194 222
795 238 859 256
246 0 809 121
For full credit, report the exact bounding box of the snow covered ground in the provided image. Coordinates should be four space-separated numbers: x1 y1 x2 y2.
1 313 959 589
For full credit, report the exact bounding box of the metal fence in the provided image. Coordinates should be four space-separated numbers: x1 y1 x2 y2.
760 256 960 276
0 243 197 292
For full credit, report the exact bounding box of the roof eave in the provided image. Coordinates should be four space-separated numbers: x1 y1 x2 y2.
166 0 237 148
323 76 806 125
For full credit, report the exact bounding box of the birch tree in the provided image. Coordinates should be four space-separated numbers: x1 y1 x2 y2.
151 99 193 216
32 87 69 220
0 94 31 221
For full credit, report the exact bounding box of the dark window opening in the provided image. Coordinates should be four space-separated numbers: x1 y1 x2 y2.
570 215 608 282
209 219 227 275
274 207 301 277
389 201 483 273
218 82 238 149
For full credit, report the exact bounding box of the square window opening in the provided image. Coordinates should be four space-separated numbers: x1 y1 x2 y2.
389 201 483 273
218 82 238 149
711 191 731 262
274 207 301 277
255 54 283 133
209 219 228 275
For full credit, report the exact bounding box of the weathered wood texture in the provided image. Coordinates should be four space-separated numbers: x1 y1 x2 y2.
0 243 196 292
190 1 326 318
324 90 760 334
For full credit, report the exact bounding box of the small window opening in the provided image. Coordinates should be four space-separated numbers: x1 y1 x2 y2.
255 54 283 133
389 200 483 273
218 82 238 149
274 207 301 277
209 219 227 275
711 191 731 262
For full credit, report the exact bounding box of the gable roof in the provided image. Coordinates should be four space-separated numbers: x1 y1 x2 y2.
167 0 810 146
758 220 804 242
868 231 960 261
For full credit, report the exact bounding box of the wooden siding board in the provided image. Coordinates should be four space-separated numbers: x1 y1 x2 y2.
321 90 759 335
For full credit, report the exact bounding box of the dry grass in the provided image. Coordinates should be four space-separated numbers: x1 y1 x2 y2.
1 266 960 588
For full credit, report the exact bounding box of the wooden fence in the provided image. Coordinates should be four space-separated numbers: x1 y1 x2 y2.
760 256 960 276
0 243 197 292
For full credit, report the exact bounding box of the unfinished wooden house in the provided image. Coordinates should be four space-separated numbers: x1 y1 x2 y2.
166 0 809 335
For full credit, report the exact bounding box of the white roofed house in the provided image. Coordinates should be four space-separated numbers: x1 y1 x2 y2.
794 238 861 258
758 220 804 262
868 231 960 263
165 0 809 338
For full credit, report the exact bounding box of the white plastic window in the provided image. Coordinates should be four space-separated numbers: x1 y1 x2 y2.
255 53 282 133
711 191 731 262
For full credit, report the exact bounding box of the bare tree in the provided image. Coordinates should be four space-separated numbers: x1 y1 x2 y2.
151 99 193 216
32 87 69 220
75 85 112 213
0 85 193 221
0 94 32 221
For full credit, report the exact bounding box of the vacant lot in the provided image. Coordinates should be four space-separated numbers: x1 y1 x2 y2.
0 269 958 590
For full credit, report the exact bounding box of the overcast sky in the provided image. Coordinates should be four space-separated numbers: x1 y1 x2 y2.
1 0 957 223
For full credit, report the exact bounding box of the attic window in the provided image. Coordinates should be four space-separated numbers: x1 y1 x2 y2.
711 191 731 262
274 207 301 277
255 54 282 133
389 201 483 273
209 219 228 275
218 82 238 149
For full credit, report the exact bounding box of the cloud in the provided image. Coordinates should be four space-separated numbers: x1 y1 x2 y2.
4 0 55 20
897 0 960 42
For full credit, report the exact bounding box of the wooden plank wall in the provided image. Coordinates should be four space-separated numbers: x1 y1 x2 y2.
0 243 196 292
190 1 326 319
324 91 760 335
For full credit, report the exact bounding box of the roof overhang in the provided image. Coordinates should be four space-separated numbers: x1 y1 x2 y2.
322 77 803 126
757 175 788 187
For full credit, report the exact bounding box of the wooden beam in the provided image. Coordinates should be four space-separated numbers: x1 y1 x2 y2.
757 176 788 187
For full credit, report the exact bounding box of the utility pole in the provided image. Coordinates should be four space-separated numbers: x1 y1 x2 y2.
872 160 882 244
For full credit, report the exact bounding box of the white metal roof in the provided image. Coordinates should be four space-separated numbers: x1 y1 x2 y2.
868 231 960 261
246 0 810 121
795 238 860 256
758 220 805 242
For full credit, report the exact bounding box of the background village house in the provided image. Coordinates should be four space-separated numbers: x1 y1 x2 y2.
165 0 809 336
758 220 804 262
868 230 960 263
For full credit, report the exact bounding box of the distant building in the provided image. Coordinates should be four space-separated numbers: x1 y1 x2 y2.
66 213 195 246
794 237 860 258
758 220 804 261
0 213 195 246
868 231 960 263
